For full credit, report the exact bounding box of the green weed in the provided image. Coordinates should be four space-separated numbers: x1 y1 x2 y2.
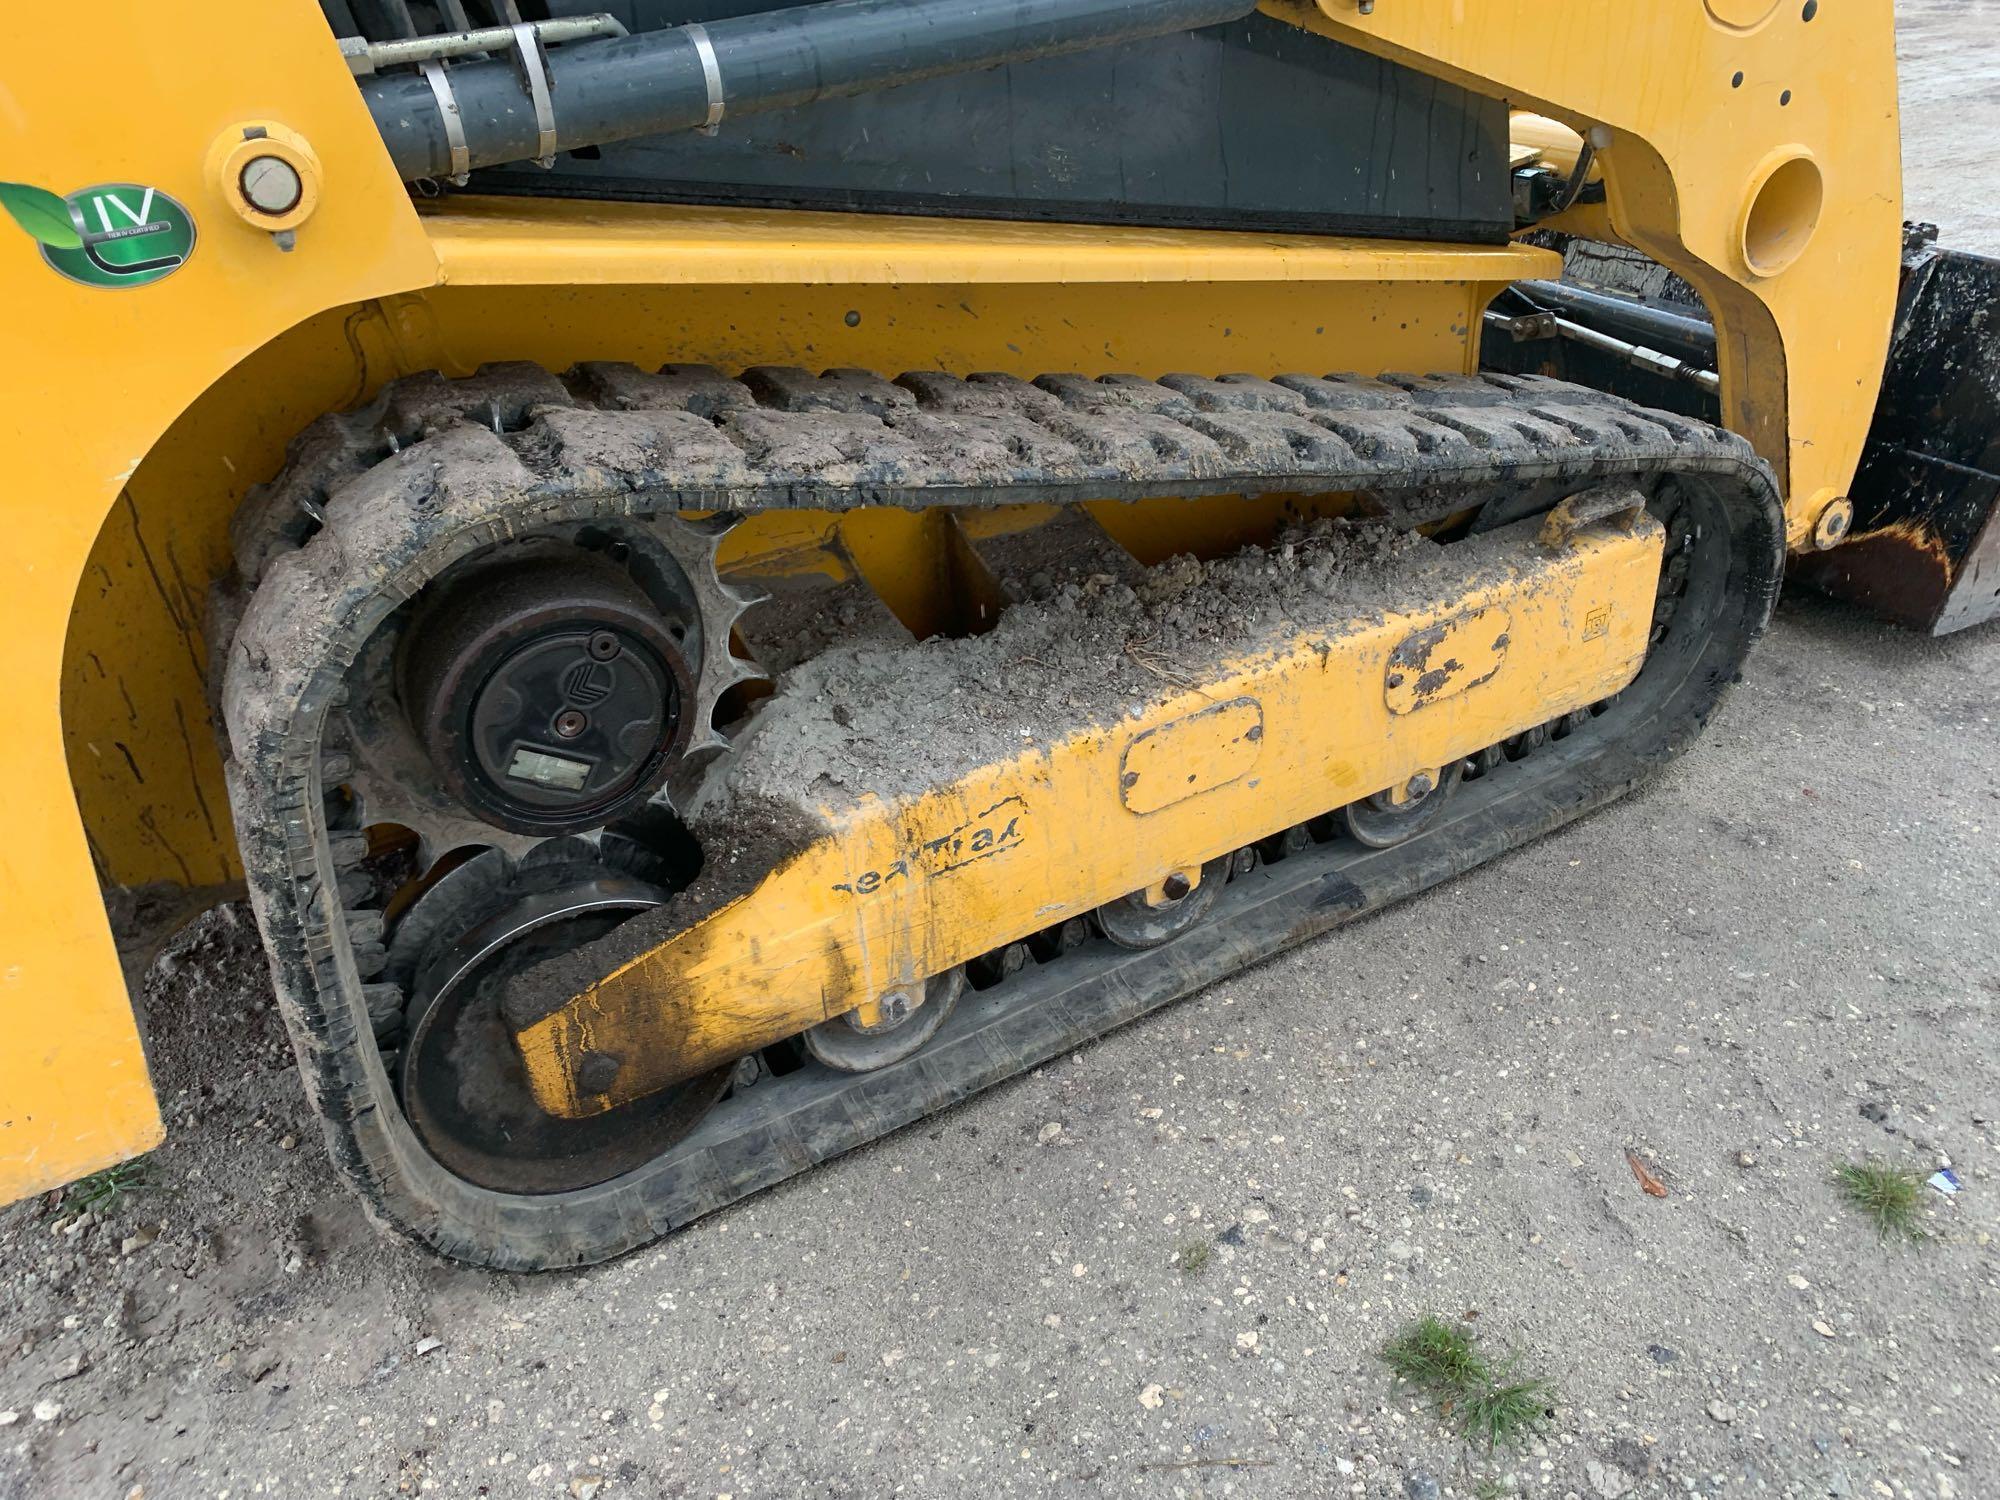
63 1157 157 1214
1833 1158 1929 1242
1457 1370 1556 1450
1380 1315 1555 1450
1381 1315 1487 1391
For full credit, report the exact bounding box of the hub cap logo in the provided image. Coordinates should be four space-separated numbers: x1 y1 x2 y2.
0 180 195 289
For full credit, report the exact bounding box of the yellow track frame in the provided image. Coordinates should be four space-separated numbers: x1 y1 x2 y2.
518 510 1663 1116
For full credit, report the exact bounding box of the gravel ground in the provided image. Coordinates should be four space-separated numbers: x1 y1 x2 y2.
5 8 1998 1498
1897 0 2000 252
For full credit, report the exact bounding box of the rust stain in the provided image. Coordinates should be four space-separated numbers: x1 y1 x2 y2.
1795 517 1953 630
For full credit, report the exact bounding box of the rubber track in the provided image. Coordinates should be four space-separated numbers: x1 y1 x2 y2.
220 362 1783 1269
226 361 1755 585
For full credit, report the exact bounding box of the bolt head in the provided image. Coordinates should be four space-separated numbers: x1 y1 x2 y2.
1812 497 1854 551
1161 872 1193 902
240 155 303 215
1405 771 1437 799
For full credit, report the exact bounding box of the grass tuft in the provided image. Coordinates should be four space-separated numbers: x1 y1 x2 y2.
1380 1316 1554 1450
1174 1239 1211 1275
1833 1158 1929 1241
63 1158 157 1214
1457 1371 1556 1450
1381 1315 1488 1391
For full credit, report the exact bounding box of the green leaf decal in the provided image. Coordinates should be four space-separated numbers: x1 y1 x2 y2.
0 181 82 250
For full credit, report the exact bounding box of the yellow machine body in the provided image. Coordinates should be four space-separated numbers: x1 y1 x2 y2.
0 0 1902 1202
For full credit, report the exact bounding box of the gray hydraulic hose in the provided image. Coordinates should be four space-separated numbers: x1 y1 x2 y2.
362 0 1260 182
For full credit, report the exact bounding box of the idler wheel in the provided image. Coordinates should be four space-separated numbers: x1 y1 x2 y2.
399 873 727 1194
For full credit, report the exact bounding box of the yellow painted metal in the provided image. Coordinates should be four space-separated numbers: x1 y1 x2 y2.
1120 699 1267 815
1384 608 1511 715
0 3 440 1201
423 196 1559 288
1383 769 1440 808
1142 866 1205 908
1272 0 1904 548
514 512 1663 1117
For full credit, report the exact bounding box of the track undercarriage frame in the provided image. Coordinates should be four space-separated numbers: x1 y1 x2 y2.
0 1 1902 1253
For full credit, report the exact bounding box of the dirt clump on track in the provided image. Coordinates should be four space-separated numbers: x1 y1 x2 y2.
523 519 1440 1002
712 518 1436 810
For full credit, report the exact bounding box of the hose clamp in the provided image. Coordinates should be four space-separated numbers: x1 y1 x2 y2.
420 60 472 183
511 22 560 167
683 23 725 136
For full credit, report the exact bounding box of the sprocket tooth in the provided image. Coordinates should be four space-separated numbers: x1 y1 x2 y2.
673 511 743 547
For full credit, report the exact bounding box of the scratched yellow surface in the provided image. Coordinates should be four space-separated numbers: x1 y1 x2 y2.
0 4 439 1200
516 513 1664 1117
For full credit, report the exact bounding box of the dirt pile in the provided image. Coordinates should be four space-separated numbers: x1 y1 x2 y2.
704 518 1446 815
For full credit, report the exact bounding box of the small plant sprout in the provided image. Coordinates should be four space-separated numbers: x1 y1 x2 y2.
63 1157 158 1214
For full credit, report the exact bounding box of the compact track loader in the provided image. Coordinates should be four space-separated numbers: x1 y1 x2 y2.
3 0 1995 1267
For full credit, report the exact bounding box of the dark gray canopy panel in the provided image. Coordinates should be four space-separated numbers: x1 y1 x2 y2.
458 3 1511 242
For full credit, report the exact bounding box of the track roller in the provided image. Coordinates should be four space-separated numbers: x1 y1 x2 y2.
1095 856 1232 948
804 968 967 1072
1340 762 1463 848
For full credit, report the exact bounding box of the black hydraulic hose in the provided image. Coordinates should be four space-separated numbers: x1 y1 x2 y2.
362 0 1260 182
1508 280 1718 366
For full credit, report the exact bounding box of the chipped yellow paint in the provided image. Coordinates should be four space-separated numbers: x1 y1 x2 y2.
1120 699 1267 815
515 511 1664 1117
1384 607 1512 715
